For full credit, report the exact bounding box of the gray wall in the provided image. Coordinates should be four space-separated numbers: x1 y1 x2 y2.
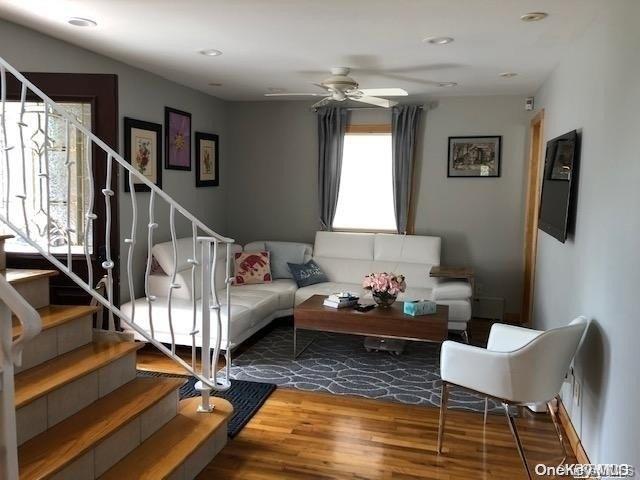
228 97 530 312
0 19 230 302
533 0 639 467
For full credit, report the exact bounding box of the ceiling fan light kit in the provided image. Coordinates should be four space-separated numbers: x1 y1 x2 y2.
264 67 408 109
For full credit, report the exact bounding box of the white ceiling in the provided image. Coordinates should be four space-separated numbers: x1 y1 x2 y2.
0 0 603 102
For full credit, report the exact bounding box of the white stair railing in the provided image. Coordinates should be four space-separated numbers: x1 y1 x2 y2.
0 58 233 413
0 274 41 479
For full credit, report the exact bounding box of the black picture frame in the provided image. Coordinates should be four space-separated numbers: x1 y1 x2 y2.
164 106 192 171
195 132 220 187
447 135 502 178
123 117 162 192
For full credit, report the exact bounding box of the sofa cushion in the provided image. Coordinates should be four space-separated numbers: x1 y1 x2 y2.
228 279 297 310
264 241 307 279
432 280 473 301
313 231 374 260
373 233 441 265
224 288 280 322
295 282 365 305
120 297 253 350
152 237 242 274
234 251 272 285
288 259 329 288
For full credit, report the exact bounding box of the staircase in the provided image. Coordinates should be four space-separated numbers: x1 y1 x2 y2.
2 242 232 479
0 58 236 478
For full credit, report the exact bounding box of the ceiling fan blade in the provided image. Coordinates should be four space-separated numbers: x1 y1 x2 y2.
358 88 408 97
264 92 330 97
311 97 333 109
351 96 398 108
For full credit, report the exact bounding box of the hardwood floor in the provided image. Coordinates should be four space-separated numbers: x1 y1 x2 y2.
137 317 575 479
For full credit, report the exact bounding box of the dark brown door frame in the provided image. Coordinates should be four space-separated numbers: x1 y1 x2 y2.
5 73 119 306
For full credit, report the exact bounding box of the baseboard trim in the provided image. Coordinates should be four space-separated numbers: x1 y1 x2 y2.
556 397 591 465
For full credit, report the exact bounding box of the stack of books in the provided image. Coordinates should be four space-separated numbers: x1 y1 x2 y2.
323 292 359 309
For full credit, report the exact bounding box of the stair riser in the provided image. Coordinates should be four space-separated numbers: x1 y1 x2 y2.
15 314 93 374
11 277 50 309
49 389 179 480
167 422 228 480
17 351 138 446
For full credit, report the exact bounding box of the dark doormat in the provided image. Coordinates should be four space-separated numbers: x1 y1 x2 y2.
138 370 276 438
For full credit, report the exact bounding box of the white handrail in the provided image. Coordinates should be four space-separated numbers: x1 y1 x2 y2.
0 275 41 365
0 56 233 400
0 274 41 479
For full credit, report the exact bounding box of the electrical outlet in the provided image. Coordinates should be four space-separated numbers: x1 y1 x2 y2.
573 379 581 406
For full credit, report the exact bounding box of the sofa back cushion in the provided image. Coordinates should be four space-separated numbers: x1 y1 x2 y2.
371 234 441 290
312 231 441 289
245 241 313 279
149 238 242 300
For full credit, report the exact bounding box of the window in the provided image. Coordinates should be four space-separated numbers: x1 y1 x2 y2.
0 101 93 254
332 129 396 231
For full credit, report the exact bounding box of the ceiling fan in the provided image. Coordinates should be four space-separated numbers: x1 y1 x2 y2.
264 67 408 108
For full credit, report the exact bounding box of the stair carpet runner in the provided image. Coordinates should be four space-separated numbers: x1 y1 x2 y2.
4 260 232 479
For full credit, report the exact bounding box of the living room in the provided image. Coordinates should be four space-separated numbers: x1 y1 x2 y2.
0 1 638 479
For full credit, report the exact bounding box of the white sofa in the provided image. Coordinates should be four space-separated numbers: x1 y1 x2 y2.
120 232 472 350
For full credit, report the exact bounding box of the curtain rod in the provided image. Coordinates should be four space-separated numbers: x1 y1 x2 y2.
312 104 426 112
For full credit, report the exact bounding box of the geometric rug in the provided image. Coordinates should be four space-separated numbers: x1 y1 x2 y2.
137 371 276 437
228 325 504 414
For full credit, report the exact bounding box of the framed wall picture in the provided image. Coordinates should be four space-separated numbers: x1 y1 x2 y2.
164 106 191 170
448 136 502 178
195 132 219 187
124 117 162 192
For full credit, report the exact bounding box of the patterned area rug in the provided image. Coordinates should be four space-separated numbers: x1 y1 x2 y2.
229 325 503 413
138 371 276 437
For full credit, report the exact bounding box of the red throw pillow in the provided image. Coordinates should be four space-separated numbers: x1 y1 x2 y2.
234 251 272 285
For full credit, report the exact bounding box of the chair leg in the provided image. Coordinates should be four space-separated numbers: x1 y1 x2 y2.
502 403 533 480
483 397 489 425
547 397 569 466
461 330 469 343
437 381 449 454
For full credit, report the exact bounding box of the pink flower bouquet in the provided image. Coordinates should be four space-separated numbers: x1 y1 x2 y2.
363 272 406 307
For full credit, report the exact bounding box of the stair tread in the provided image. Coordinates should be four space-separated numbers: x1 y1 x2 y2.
15 340 144 408
4 268 58 285
12 304 99 339
18 377 185 480
98 396 233 480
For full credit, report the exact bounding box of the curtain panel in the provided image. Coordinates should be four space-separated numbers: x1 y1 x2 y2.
317 107 348 230
391 105 422 234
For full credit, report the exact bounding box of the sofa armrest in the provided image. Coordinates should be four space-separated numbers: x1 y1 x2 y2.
440 340 512 398
487 323 543 352
432 279 472 301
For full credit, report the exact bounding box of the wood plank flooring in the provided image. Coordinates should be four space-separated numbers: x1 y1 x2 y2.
138 317 575 479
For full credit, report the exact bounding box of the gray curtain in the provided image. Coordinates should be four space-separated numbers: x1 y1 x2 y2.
317 107 348 230
392 105 422 233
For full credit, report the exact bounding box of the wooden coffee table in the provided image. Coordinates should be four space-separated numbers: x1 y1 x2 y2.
293 295 448 358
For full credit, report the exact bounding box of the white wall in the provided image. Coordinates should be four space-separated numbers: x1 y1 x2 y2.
228 96 530 312
0 19 230 302
533 1 639 467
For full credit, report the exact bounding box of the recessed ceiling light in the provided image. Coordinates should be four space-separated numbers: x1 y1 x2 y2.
437 82 458 87
68 17 97 27
423 36 454 45
208 82 223 87
520 12 548 22
199 49 223 57
499 72 518 78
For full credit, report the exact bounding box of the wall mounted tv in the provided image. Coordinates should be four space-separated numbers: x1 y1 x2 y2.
538 130 580 243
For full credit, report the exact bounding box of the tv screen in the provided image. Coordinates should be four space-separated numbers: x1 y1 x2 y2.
538 130 580 243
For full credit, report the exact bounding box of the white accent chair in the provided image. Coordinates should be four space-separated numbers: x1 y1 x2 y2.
437 317 589 479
